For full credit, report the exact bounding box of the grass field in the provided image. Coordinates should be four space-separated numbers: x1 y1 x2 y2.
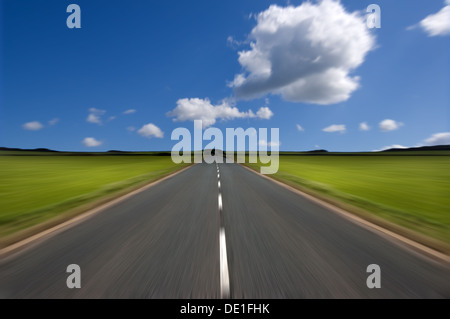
246 154 450 247
0 154 188 242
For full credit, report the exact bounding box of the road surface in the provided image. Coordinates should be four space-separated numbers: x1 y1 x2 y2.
1 161 449 298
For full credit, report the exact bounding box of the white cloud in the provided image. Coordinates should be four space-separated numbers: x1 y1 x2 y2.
23 121 44 131
48 118 59 126
82 137 102 147
296 124 304 131
323 124 346 133
359 122 370 131
87 108 106 125
424 132 450 145
87 114 101 124
230 0 375 104
167 98 274 128
256 107 273 119
379 119 403 132
123 109 136 115
108 116 116 121
417 1 450 36
127 126 136 132
138 123 164 138
227 36 247 49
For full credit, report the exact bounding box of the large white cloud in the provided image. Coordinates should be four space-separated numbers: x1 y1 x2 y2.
424 132 450 145
167 98 274 128
379 119 403 132
138 123 164 138
82 137 102 147
323 124 346 133
230 0 375 104
418 0 450 36
22 121 44 131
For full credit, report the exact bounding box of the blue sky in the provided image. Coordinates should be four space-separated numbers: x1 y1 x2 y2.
1 0 449 152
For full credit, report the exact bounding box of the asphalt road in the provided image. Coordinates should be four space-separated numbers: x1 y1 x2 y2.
1 161 449 298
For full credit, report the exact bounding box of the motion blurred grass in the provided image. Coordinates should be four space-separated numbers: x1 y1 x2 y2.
0 155 188 242
246 154 450 247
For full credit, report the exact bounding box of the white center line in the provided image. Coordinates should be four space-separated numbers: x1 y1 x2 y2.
218 180 221 189
218 193 223 211
220 227 230 298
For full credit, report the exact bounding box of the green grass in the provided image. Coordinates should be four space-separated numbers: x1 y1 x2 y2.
0 155 188 242
246 154 450 247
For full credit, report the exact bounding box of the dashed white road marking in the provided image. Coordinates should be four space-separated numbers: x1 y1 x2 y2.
216 164 229 298
218 193 223 211
220 227 230 298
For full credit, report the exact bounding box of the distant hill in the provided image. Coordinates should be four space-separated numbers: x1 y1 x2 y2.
382 145 450 152
0 147 59 152
306 149 328 153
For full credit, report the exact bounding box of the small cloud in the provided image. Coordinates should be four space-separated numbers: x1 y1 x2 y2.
359 122 370 131
89 108 106 115
138 123 164 138
82 137 102 147
87 108 106 125
424 132 450 145
256 107 273 120
48 118 59 126
379 119 403 132
108 116 116 121
412 0 450 36
226 36 248 49
123 109 136 115
296 124 304 131
323 124 346 134
127 126 136 132
23 121 44 131
87 113 101 124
